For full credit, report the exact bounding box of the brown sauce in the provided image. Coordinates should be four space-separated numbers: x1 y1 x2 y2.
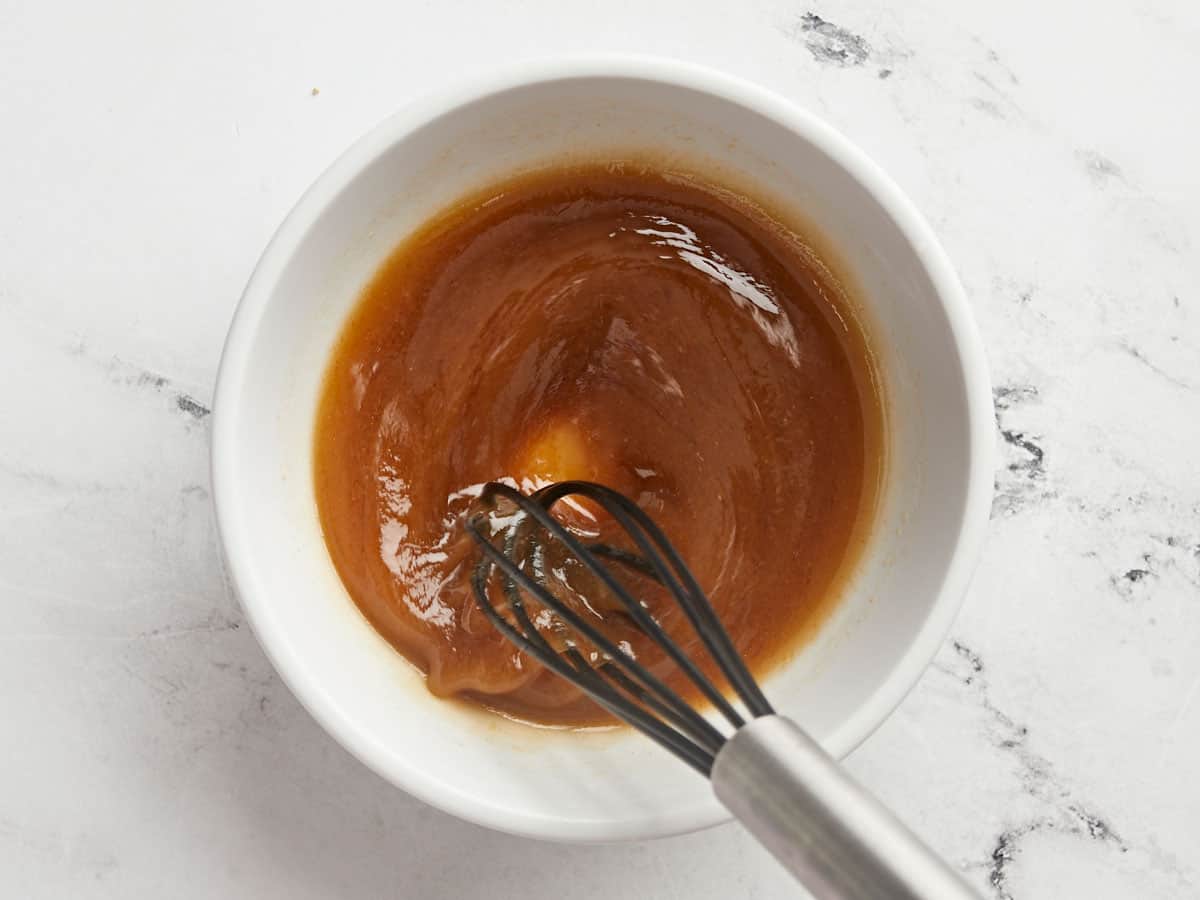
314 162 884 725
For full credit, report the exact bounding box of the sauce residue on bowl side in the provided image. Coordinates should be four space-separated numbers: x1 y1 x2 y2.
313 161 884 725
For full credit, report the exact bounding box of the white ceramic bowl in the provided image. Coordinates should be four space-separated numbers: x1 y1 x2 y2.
212 56 992 843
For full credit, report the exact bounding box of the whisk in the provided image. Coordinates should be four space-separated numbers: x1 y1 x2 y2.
467 480 979 900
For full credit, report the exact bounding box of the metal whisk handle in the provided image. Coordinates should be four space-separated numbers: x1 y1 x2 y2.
712 716 979 899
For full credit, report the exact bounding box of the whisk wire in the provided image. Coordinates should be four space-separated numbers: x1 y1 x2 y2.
478 483 738 728
532 481 773 718
471 529 726 759
469 546 717 773
530 485 747 727
468 480 777 773
505 541 725 758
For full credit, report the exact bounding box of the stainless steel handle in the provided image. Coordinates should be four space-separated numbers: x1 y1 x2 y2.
711 715 979 899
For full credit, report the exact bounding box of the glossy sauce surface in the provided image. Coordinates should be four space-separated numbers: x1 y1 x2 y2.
314 163 883 725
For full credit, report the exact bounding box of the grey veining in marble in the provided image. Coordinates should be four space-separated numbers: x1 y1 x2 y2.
2 0 1197 896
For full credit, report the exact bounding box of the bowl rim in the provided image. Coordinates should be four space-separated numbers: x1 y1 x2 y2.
211 53 994 843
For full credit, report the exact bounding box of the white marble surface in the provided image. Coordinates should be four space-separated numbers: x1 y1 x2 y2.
2 0 1198 896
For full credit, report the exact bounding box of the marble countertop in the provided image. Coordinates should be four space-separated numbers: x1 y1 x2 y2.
3 0 1197 896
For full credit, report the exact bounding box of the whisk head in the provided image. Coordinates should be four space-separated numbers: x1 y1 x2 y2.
466 480 774 775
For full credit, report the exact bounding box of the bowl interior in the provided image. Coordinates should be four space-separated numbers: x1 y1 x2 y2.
213 63 990 842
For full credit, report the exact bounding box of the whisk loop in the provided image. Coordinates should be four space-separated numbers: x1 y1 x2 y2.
466 480 773 775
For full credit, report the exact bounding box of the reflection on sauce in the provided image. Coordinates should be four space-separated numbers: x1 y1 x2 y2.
314 163 884 725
